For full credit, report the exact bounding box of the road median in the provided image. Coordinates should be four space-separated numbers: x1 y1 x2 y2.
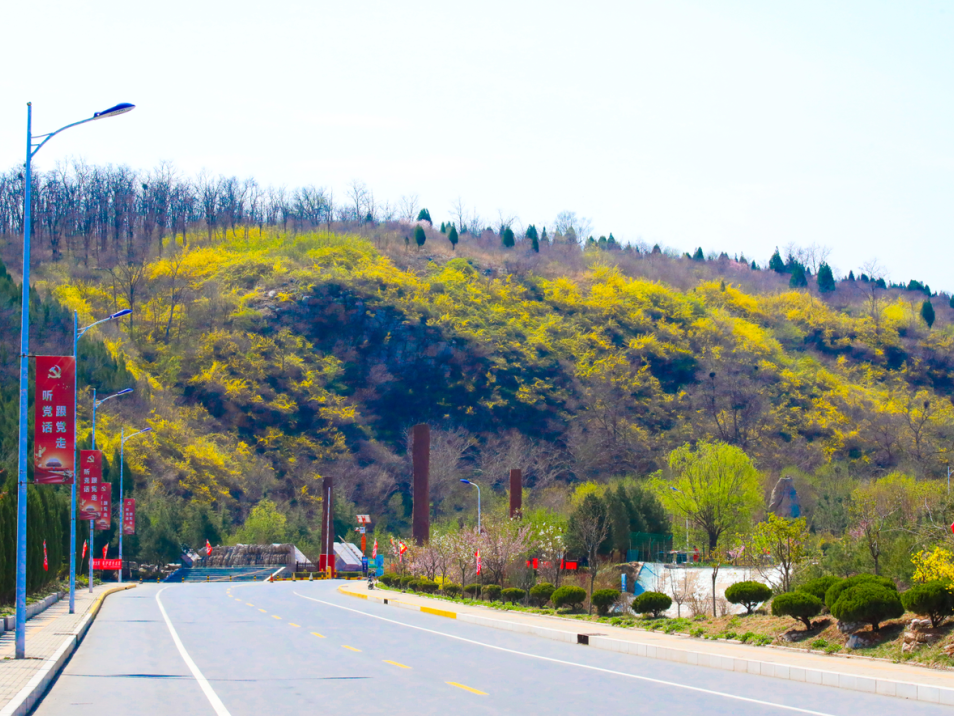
337 583 954 705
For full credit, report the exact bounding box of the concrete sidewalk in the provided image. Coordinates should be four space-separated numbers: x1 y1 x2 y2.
0 583 136 716
339 582 954 705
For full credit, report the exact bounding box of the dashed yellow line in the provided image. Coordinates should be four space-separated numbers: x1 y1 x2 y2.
384 660 410 669
289 623 300 628
311 632 325 638
259 608 267 613
447 682 487 695
247 603 255 607
342 645 361 652
272 615 282 620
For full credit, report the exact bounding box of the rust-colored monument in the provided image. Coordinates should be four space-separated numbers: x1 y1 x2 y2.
509 468 522 518
412 424 430 545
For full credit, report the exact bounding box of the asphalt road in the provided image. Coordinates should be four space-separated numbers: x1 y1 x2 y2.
33 580 953 715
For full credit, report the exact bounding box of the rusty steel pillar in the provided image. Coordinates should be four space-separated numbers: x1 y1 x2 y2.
320 476 334 573
412 424 430 545
509 468 522 518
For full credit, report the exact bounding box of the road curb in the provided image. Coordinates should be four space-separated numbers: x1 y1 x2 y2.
337 585 954 705
0 583 137 716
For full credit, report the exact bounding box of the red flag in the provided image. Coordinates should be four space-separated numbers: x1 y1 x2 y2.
33 356 76 484
102 544 108 559
398 541 407 555
206 539 212 556
43 540 48 571
81 540 87 559
372 539 378 559
476 548 482 576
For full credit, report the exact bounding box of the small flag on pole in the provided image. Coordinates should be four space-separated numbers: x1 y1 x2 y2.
476 548 482 576
206 539 212 556
43 540 48 571
398 541 407 555
82 540 87 559
372 539 378 559
102 544 108 559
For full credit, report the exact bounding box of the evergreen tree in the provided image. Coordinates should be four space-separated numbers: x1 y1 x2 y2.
692 247 705 262
597 236 607 251
440 221 446 233
525 225 538 241
848 270 855 281
416 208 432 223
950 295 954 310
414 225 426 249
502 227 515 249
751 260 759 270
541 227 548 244
769 248 785 273
817 262 836 293
531 234 539 253
651 244 661 254
448 225 459 250
607 233 619 250
789 263 808 288
921 300 936 329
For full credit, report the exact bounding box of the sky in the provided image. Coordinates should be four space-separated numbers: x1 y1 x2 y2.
2 1 952 289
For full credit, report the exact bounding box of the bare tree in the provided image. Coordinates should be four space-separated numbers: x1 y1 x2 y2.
399 194 420 222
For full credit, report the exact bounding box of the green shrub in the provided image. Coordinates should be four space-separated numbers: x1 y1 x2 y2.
418 579 439 594
771 591 822 629
399 575 415 590
552 585 588 611
591 589 621 616
690 627 705 637
379 574 397 587
725 581 772 614
529 582 555 606
482 584 502 601
338 571 363 579
901 581 954 628
830 583 904 631
810 638 829 650
443 583 461 597
463 583 480 597
798 576 840 604
632 591 672 618
407 578 421 591
501 587 526 604
738 631 757 643
824 574 895 611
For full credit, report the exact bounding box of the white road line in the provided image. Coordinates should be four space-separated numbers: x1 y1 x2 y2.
294 591 834 716
156 587 232 716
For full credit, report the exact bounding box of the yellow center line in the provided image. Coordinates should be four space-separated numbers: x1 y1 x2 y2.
342 645 361 652
289 623 300 628
258 608 267 613
311 632 325 638
384 660 411 669
447 682 488 696
247 603 255 607
272 615 282 620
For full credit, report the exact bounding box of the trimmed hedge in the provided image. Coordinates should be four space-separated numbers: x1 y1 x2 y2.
529 582 555 606
418 579 439 594
798 576 840 605
830 583 903 631
482 584 502 601
632 591 671 618
591 588 621 616
463 583 480 597
725 581 772 614
824 574 895 611
443 583 461 597
901 581 954 628
407 578 421 591
772 591 822 629
399 575 415 589
501 587 526 604
552 585 588 610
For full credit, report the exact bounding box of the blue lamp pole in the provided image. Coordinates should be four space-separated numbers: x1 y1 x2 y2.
88 387 132 593
460 479 481 533
70 310 131 614
15 101 135 659
118 426 150 584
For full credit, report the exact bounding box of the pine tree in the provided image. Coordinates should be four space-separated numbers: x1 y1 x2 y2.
751 260 759 270
949 295 954 310
789 263 808 288
607 233 619 250
921 300 936 329
525 225 538 241
692 247 705 262
769 248 785 273
531 234 539 253
598 236 607 250
440 222 446 233
651 244 661 254
817 262 836 293
541 227 548 244
848 270 855 281
448 225 459 250
414 225 426 249
502 227 515 249
416 208 432 224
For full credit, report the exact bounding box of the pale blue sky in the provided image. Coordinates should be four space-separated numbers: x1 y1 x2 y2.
2 1 952 289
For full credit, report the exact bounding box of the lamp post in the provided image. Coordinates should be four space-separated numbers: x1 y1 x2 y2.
88 387 132 593
118 426 150 583
460 479 481 533
15 101 135 659
70 310 131 613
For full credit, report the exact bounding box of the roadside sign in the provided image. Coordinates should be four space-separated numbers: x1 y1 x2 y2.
92 559 122 570
356 515 371 524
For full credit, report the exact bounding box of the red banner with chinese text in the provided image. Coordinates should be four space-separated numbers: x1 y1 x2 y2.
95 483 112 531
78 450 103 519
92 559 122 570
122 498 135 535
33 356 75 484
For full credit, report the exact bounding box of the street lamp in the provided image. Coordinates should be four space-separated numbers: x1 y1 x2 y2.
70 309 131 613
87 387 132 593
460 479 481 533
15 101 134 658
118 426 150 583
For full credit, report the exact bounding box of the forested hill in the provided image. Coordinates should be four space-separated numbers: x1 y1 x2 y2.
2 217 954 547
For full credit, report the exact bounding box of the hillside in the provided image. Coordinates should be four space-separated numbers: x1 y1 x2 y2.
2 216 954 568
